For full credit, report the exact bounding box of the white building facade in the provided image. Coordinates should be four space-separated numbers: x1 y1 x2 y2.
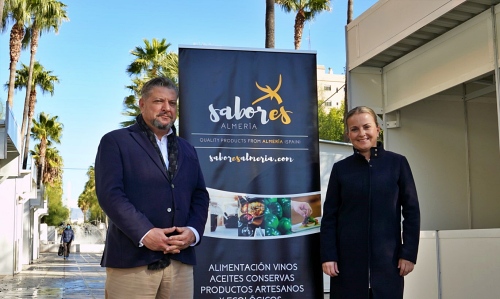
0 103 45 275
316 65 345 112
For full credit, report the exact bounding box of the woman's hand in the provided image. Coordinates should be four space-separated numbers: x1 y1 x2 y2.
398 258 415 276
322 261 339 277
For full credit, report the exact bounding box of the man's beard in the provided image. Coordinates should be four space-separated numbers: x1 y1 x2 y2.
152 117 174 132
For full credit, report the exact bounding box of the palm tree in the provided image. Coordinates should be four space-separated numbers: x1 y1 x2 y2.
78 191 91 223
126 38 177 80
78 165 106 224
121 95 141 127
0 0 5 28
347 0 353 23
31 112 63 186
343 0 353 142
120 77 146 128
11 61 59 169
159 51 179 83
78 166 99 223
31 144 62 185
122 38 179 127
32 144 68 226
2 0 30 107
21 0 68 168
276 0 331 50
265 0 275 48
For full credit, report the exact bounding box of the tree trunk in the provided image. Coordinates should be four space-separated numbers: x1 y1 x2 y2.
343 0 354 142
38 139 47 186
23 89 37 169
294 11 306 50
21 26 40 170
347 0 353 23
265 0 275 48
7 23 25 108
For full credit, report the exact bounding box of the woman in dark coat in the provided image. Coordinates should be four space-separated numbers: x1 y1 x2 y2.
320 106 420 299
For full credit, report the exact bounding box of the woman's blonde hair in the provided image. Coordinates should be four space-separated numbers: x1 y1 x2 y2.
344 106 379 133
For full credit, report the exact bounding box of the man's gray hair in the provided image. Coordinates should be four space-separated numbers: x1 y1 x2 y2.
141 77 179 99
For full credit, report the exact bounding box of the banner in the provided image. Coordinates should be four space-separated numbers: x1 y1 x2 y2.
179 46 322 299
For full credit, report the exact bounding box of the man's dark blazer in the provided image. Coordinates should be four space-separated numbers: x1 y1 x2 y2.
95 122 209 268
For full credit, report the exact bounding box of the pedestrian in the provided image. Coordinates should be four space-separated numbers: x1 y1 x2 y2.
95 77 210 298
320 106 420 299
60 223 74 260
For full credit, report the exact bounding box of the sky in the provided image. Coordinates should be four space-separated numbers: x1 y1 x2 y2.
0 0 378 208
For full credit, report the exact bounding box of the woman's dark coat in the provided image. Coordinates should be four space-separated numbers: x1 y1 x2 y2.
320 144 420 299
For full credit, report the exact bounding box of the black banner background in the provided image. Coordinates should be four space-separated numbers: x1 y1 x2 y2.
179 46 323 299
179 47 319 195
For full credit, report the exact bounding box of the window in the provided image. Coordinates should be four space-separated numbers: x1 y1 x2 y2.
324 85 331 91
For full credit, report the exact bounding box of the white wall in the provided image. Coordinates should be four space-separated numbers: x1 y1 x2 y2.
404 229 500 299
404 231 439 299
383 10 494 113
387 98 470 230
467 101 500 228
319 140 353 201
21 202 31 268
349 67 383 112
349 3 500 115
0 180 16 275
438 229 500 299
383 96 500 231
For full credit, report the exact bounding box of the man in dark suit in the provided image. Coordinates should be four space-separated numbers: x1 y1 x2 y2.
95 77 210 298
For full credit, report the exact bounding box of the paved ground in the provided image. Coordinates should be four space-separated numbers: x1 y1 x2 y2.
0 253 330 298
0 253 105 299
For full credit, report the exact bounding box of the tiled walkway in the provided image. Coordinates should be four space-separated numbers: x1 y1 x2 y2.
0 253 105 299
0 253 329 298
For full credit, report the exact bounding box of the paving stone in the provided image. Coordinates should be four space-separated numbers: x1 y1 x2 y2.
1 253 330 298
0 253 105 299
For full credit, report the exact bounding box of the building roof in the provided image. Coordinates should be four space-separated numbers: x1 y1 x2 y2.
350 0 500 69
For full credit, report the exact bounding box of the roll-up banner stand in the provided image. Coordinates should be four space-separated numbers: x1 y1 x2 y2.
179 46 322 299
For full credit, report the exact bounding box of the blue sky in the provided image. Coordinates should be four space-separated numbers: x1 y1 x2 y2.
0 0 377 207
